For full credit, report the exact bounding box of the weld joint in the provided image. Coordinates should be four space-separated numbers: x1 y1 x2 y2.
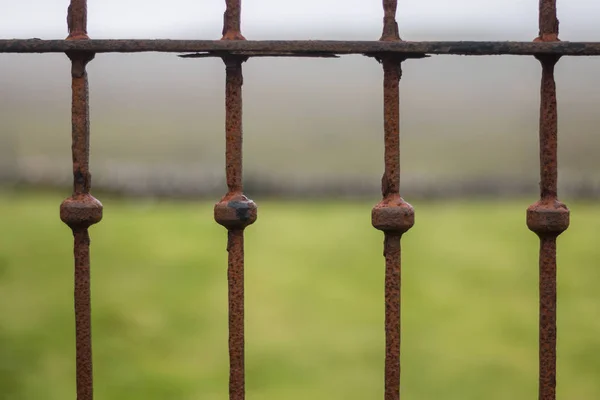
535 53 561 66
66 51 95 78
222 55 248 69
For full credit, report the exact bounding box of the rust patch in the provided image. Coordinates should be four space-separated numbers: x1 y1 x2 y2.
383 233 401 400
60 46 100 400
214 193 257 231
381 58 401 197
226 229 245 400
4 40 600 56
372 20 413 396
214 54 256 400
222 0 246 40
60 194 103 229
537 236 558 400
67 0 89 40
72 228 93 400
222 57 247 194
536 0 559 42
527 199 569 236
65 52 95 194
381 0 401 41
372 195 414 236
527 7 568 395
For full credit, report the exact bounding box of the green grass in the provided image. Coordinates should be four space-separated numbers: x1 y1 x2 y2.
0 190 599 400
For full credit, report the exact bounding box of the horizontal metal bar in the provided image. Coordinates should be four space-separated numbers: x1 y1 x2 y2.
2 39 600 56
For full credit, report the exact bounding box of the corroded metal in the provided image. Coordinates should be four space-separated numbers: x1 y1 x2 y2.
527 3 569 400
2 0 593 399
371 5 414 395
59 4 100 399
3 39 600 56
214 55 256 400
537 0 559 42
373 7 412 400
527 53 568 400
222 0 245 40
66 0 88 40
372 56 414 400
371 8 414 400
217 4 252 397
381 0 400 41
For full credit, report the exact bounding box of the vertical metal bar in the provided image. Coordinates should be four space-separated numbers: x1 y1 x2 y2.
527 54 569 400
215 4 255 400
214 55 256 400
380 0 400 41
66 0 89 40
537 0 559 42
222 0 245 40
60 3 101 400
372 3 413 400
371 57 414 400
528 3 569 400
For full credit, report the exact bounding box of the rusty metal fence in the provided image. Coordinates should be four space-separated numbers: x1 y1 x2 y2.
1 1 598 399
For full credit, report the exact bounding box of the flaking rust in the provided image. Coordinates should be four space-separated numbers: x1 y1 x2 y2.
66 0 88 40
527 2 568 400
214 3 255 399
222 0 245 40
3 39 600 56
60 3 99 400
371 3 414 399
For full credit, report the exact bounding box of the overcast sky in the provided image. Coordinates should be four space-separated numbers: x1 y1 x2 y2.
1 0 599 40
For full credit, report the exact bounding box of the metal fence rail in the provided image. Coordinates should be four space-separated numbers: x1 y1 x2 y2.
3 39 600 56
1 0 593 399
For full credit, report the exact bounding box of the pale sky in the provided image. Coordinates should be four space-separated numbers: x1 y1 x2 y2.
1 0 599 40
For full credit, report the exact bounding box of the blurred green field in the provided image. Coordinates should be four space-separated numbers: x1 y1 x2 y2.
0 190 599 400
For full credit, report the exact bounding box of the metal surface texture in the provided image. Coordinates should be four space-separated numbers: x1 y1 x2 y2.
1 0 588 398
526 2 570 400
58 2 101 400
3 39 600 56
370 2 414 399
213 55 256 399
213 3 256 399
66 0 88 40
381 0 400 41
222 0 244 40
